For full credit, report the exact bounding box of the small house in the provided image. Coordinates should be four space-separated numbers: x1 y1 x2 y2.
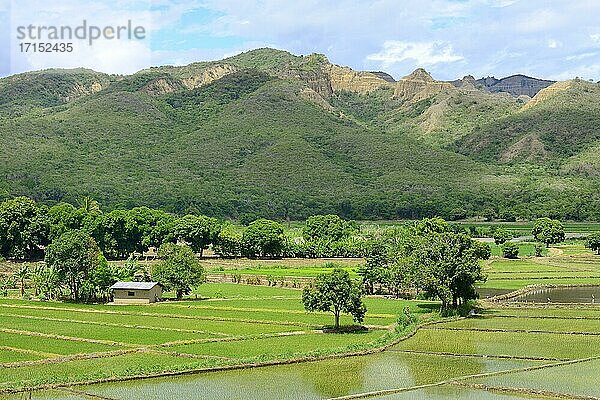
110 281 162 304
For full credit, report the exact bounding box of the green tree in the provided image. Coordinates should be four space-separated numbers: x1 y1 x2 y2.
241 219 285 258
585 232 600 255
482 208 496 222
214 226 242 257
411 232 486 310
152 243 204 299
493 228 513 245
302 268 366 329
45 230 101 302
502 242 519 259
357 244 389 295
415 217 450 235
172 215 221 256
303 215 356 242
0 197 49 260
532 218 565 247
87 254 116 302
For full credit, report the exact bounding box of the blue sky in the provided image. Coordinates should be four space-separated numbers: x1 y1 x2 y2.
1 0 599 80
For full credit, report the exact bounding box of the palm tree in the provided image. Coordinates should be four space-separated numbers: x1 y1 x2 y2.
14 264 29 297
78 196 101 214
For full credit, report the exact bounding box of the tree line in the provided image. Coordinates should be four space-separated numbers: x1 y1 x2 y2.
0 197 371 262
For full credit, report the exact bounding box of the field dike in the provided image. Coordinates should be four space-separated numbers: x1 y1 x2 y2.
0 317 451 394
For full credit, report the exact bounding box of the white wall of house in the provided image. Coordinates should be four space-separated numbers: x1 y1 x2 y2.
112 286 162 304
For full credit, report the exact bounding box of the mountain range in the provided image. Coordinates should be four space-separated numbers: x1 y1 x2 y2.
0 48 598 220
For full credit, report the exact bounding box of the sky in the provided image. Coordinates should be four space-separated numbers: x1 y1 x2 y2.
1 0 599 81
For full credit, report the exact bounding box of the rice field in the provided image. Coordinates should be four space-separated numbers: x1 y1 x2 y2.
0 283 432 393
2 237 600 399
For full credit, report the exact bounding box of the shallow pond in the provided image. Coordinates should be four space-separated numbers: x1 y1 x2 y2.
511 286 600 304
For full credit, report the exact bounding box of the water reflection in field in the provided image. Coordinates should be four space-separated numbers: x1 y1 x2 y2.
76 353 536 400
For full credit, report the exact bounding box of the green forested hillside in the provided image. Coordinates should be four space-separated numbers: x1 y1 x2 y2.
0 49 598 220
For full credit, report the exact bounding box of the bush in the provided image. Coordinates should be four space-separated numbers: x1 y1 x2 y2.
502 242 519 259
397 306 417 329
534 242 544 257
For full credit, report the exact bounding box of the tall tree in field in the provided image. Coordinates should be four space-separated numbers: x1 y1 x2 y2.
45 230 101 302
241 219 285 258
411 232 486 310
0 197 49 260
532 218 565 247
302 268 366 330
152 243 204 300
585 232 600 255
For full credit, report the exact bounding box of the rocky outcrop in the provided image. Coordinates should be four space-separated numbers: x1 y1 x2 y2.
368 71 395 83
180 64 238 89
327 65 393 94
64 81 106 102
141 77 185 96
299 87 337 113
393 68 454 102
476 74 555 97
521 80 572 111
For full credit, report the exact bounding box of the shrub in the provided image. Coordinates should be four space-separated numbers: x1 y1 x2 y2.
502 242 519 259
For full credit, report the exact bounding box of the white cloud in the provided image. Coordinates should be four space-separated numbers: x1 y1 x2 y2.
565 52 598 61
366 40 464 68
547 39 562 48
515 9 563 33
550 64 600 81
591 34 600 44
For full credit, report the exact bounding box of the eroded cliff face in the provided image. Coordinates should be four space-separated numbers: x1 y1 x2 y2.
64 81 106 102
393 68 454 102
327 65 393 94
180 64 239 89
521 80 572 111
141 78 185 95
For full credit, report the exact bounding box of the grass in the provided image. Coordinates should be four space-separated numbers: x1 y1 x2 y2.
0 307 300 335
0 351 222 392
193 282 301 298
0 331 121 355
167 331 385 359
441 316 600 333
0 314 215 346
0 348 45 363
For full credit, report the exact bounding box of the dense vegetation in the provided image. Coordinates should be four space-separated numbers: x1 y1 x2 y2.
0 49 598 220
